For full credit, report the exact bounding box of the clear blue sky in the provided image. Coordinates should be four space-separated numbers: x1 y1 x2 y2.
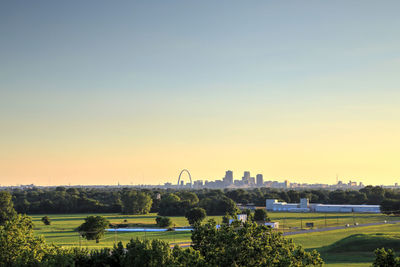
1 1 400 186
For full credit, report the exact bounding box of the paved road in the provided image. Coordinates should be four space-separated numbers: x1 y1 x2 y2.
283 220 400 236
170 220 400 247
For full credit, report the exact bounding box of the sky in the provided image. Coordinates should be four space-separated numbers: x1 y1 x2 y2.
1 1 400 186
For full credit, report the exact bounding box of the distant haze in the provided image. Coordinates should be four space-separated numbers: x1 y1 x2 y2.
1 1 400 186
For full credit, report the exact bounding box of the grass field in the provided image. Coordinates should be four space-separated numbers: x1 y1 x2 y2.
31 212 400 266
32 213 223 249
290 223 400 266
269 212 397 232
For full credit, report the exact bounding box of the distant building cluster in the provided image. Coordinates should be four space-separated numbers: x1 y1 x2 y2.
162 170 369 190
266 198 381 213
3 171 399 191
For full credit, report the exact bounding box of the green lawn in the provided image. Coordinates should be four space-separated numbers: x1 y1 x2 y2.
268 212 397 232
289 223 400 266
32 213 222 249
32 212 400 265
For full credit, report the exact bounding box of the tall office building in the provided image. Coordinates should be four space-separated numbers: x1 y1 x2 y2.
223 170 233 185
242 171 250 184
249 177 255 185
256 174 263 186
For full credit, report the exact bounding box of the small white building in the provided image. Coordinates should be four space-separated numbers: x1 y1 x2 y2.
264 222 279 228
229 214 248 224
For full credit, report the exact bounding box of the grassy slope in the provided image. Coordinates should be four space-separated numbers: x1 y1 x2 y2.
325 233 400 252
290 223 400 266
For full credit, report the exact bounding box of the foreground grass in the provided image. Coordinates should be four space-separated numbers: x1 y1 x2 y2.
32 212 400 265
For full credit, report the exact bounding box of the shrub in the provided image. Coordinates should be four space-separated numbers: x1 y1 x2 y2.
41 216 51 225
155 216 172 228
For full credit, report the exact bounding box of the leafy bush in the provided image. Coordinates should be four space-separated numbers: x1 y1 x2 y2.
41 216 51 225
155 216 172 228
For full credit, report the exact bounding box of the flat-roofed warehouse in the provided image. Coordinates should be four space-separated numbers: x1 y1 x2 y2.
266 198 380 213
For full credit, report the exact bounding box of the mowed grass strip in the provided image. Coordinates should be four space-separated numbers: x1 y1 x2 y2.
268 212 397 232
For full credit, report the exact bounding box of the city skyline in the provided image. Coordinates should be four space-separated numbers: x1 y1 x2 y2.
0 168 383 189
1 1 400 186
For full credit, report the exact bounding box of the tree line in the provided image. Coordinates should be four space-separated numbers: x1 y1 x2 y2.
5 185 400 216
0 191 324 266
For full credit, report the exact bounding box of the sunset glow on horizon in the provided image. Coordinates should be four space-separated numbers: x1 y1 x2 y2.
1 1 400 186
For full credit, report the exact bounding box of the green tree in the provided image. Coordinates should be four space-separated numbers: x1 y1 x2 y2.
185 207 206 225
122 190 153 214
0 191 16 225
199 196 239 216
178 191 199 205
41 216 51 225
0 214 53 266
222 213 231 224
191 219 323 266
254 208 270 222
158 193 185 216
373 248 400 267
78 216 110 243
171 245 205 266
123 238 174 266
155 216 172 228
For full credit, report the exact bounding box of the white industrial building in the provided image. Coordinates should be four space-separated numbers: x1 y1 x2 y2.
266 198 380 213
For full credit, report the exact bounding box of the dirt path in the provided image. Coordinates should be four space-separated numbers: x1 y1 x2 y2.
283 220 400 236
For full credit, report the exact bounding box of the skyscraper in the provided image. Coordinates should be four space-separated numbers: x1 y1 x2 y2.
256 174 263 186
242 171 250 184
223 170 233 185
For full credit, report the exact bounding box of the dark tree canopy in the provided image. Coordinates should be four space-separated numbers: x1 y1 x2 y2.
254 208 269 222
198 195 238 216
158 193 190 216
6 185 399 216
122 190 153 215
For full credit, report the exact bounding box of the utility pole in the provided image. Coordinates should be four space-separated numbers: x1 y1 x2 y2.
174 224 176 244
